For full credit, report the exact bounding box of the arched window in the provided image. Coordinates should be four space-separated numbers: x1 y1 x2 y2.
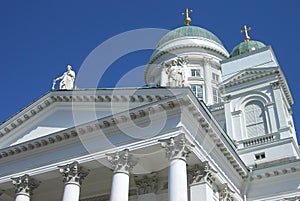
245 101 267 138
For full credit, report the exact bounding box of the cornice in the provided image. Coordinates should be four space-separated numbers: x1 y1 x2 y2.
250 160 300 180
0 90 175 140
222 68 278 89
182 97 248 178
221 67 293 105
0 94 181 160
145 42 228 83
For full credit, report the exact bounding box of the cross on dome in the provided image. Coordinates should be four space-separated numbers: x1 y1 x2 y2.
182 8 192 26
241 25 251 41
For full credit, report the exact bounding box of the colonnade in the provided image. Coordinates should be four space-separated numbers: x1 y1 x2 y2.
8 134 210 201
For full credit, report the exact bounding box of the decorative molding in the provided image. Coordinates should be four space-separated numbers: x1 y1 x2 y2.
159 133 194 161
270 81 280 90
219 183 234 201
11 174 40 196
58 161 89 185
251 166 300 180
224 69 278 89
0 95 180 160
224 95 231 103
134 173 158 195
107 149 137 174
0 91 173 139
189 161 217 185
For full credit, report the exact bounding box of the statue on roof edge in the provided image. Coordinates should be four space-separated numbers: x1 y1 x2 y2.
52 65 76 90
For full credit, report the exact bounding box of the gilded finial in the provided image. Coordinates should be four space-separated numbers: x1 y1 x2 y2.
182 8 192 26
241 25 251 41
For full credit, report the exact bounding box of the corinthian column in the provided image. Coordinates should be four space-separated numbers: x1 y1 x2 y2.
107 149 137 201
160 134 194 201
58 161 89 201
11 174 39 201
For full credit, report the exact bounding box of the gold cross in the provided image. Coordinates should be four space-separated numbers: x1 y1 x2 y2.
182 8 193 26
241 25 251 41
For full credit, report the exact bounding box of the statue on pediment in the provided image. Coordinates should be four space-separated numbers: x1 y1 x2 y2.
52 65 76 90
163 57 188 87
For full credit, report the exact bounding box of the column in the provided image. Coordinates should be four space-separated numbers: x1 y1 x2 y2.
219 183 234 201
11 174 39 201
160 134 194 201
189 162 217 201
203 58 213 105
58 161 89 201
107 149 137 201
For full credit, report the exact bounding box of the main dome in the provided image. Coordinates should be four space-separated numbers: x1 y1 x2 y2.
147 25 228 65
156 25 223 47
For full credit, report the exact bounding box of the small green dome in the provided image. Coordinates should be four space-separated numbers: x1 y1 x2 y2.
156 25 223 47
230 40 266 57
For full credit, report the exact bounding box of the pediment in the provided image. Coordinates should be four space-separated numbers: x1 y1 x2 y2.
0 88 183 149
222 67 279 87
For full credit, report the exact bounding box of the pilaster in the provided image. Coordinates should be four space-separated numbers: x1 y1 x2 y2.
189 162 217 201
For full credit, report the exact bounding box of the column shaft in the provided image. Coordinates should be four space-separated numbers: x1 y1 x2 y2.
15 194 30 201
110 172 129 201
62 182 80 201
169 159 188 201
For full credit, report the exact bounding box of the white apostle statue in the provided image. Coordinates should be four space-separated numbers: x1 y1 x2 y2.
52 65 76 90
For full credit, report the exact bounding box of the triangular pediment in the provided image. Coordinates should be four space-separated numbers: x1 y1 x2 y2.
0 88 186 149
222 67 279 87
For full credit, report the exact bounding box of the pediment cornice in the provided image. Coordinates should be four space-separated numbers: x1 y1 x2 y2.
221 67 293 105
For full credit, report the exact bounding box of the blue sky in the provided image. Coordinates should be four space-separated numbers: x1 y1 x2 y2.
1 1 300 141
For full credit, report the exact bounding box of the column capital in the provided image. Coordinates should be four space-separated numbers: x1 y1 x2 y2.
219 183 235 201
58 161 89 185
159 134 194 161
11 174 40 196
224 95 231 103
270 81 280 90
107 149 137 174
189 161 217 185
134 173 158 195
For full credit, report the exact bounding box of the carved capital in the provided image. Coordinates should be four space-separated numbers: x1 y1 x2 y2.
11 174 40 196
271 81 280 90
223 95 231 103
159 134 194 161
135 173 158 195
189 161 217 185
58 161 89 185
107 149 137 174
219 183 234 201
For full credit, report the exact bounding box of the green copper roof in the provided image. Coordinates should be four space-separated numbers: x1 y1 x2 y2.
156 26 223 47
230 40 266 57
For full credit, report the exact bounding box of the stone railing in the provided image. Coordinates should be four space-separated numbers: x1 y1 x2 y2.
237 133 279 148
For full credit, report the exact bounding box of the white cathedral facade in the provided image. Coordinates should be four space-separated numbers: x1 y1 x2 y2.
0 13 299 201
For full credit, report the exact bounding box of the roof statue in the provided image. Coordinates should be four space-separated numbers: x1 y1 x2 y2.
241 25 251 41
182 8 192 26
52 65 76 90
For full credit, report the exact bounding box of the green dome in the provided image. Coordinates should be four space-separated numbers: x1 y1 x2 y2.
230 40 266 57
156 25 223 47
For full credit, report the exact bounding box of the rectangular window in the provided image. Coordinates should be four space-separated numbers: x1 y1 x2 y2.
213 87 222 103
191 84 203 99
212 73 219 82
191 69 201 77
255 152 266 160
